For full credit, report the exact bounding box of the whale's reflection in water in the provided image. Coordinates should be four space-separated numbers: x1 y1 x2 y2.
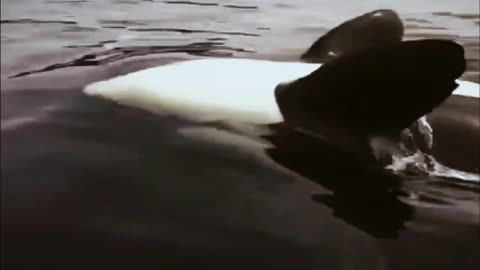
263 124 479 238
264 125 411 238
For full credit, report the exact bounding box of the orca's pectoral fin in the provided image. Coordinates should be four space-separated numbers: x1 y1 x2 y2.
277 39 466 135
301 9 404 63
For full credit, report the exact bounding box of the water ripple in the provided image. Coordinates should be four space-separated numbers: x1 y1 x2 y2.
163 1 218 7
8 42 255 79
129 27 261 37
0 19 77 25
433 11 480 20
223 4 258 10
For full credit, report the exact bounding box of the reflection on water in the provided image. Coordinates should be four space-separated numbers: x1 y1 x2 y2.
264 124 479 238
264 125 412 238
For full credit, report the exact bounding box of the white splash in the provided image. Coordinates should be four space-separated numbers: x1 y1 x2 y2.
416 116 433 149
386 116 479 182
386 151 480 182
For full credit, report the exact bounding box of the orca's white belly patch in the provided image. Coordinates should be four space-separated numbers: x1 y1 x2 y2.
454 80 480 98
84 58 479 125
84 59 320 124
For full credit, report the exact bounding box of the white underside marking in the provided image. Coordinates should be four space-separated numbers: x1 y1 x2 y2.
84 58 479 125
84 58 320 124
453 80 480 98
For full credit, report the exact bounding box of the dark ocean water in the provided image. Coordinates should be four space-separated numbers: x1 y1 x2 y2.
1 0 479 269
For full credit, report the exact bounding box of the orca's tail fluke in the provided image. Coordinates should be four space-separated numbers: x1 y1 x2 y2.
276 39 466 137
301 9 404 63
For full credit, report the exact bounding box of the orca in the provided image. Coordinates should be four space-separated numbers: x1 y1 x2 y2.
83 9 478 168
3 10 480 270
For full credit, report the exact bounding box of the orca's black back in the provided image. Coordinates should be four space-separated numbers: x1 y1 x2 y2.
277 39 466 135
301 9 404 63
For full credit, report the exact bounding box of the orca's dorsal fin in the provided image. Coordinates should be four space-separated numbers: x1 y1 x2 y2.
278 39 466 135
301 9 404 63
